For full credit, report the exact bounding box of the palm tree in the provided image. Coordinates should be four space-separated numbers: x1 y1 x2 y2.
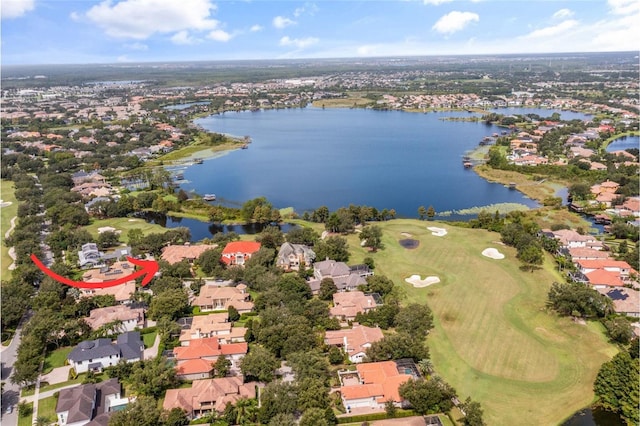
417 359 433 377
35 416 51 426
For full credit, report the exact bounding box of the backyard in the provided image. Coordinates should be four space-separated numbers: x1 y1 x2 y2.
345 219 616 426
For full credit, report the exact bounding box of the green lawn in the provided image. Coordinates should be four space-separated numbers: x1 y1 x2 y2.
43 347 72 374
84 217 167 243
1 179 18 278
346 219 616 426
17 401 33 426
143 331 157 348
36 395 58 424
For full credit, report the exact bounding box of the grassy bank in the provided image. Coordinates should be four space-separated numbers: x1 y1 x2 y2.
1 179 18 277
149 140 242 165
343 219 615 425
84 217 166 243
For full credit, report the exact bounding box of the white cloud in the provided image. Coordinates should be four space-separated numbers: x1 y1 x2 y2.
85 0 220 39
607 0 640 15
70 11 80 21
432 11 479 34
423 0 452 5
552 8 574 20
273 15 296 29
124 42 148 50
294 3 318 17
522 20 578 39
171 30 199 45
116 55 131 62
208 29 232 42
279 36 318 49
250 24 263 32
1 0 35 19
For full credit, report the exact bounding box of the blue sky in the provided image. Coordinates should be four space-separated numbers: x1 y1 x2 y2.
1 0 638 65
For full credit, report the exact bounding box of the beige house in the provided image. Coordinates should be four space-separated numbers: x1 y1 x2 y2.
179 313 246 345
85 305 145 333
324 324 384 363
163 377 260 419
192 284 253 313
330 291 380 321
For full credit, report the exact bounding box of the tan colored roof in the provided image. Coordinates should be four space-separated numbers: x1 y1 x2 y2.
80 281 136 303
597 287 640 315
163 377 259 414
192 285 254 312
85 305 144 330
324 324 384 356
330 291 378 319
161 244 217 265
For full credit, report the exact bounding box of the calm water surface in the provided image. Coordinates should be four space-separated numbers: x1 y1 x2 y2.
606 135 639 152
182 107 555 219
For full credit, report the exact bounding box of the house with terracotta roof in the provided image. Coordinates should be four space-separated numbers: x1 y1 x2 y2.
597 287 640 317
161 243 217 265
567 247 611 261
163 376 260 419
339 361 413 412
330 291 381 321
56 378 129 426
192 283 253 313
173 338 248 380
220 241 261 266
84 305 145 334
324 324 384 363
179 312 246 345
574 259 638 289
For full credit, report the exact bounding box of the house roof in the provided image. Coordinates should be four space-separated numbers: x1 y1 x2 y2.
116 331 144 360
68 338 120 363
341 361 412 404
161 244 217 265
173 338 248 360
576 259 634 271
192 285 254 311
330 291 378 319
567 247 611 260
315 259 351 278
56 383 96 423
85 305 144 330
586 269 625 287
597 287 640 314
163 377 259 414
221 241 261 255
324 324 384 357
176 358 214 376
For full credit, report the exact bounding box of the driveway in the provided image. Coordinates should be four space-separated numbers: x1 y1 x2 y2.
41 365 72 385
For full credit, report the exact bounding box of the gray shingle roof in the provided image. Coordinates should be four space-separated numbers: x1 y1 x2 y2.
68 338 120 363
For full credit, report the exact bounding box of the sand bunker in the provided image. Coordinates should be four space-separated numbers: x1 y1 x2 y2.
427 226 447 237
482 248 505 259
0 200 12 208
98 226 121 234
405 274 441 288
400 232 412 237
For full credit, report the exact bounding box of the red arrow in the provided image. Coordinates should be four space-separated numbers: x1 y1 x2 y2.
30 254 159 289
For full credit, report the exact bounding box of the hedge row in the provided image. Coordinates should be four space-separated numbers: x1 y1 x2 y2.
336 409 417 424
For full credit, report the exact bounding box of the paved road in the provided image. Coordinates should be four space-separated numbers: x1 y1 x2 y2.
0 313 28 426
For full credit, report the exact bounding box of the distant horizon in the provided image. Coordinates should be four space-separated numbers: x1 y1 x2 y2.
1 0 638 66
1 50 638 70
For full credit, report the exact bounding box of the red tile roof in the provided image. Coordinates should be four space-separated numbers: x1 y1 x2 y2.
221 241 261 255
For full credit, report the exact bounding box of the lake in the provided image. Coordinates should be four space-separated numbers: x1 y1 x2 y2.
177 107 578 219
606 135 639 152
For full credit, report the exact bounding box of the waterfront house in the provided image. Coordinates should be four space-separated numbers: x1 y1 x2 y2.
161 243 217 265
220 241 261 266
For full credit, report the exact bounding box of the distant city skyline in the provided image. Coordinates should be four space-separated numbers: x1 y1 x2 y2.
1 0 638 65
